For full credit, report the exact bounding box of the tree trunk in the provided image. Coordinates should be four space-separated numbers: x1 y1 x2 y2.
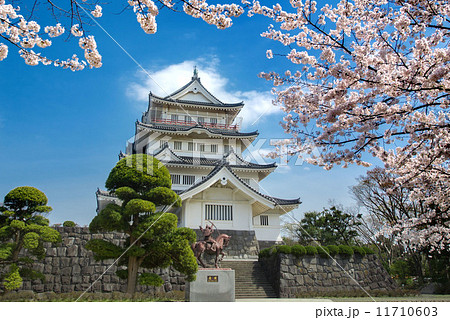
11 231 22 262
127 256 139 295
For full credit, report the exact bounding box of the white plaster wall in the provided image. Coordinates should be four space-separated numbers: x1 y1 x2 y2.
252 213 282 241
182 188 253 231
183 200 202 228
236 172 260 190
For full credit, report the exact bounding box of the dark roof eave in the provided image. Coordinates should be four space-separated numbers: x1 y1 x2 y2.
136 121 259 137
150 94 244 109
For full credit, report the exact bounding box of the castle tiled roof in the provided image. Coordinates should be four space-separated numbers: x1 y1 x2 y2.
151 92 244 109
152 74 244 109
153 144 276 170
179 161 301 207
136 121 258 138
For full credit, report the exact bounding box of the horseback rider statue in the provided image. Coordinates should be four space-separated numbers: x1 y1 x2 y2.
200 224 217 252
192 222 231 268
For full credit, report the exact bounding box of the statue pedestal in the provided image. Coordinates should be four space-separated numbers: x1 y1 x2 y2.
185 268 235 302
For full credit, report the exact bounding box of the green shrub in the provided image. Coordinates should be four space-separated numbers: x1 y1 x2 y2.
362 246 375 254
305 245 318 255
338 245 354 256
138 273 164 286
276 245 292 254
258 248 271 259
291 244 306 257
327 245 340 255
352 246 366 256
63 221 76 227
316 246 330 257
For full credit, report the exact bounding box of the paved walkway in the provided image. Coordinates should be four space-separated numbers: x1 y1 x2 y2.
236 298 333 302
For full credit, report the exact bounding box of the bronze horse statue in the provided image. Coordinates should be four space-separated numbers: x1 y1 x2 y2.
191 224 231 268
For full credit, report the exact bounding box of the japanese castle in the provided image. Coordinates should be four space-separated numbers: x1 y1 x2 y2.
97 68 300 246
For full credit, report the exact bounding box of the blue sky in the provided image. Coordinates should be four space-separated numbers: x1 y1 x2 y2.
0 2 373 226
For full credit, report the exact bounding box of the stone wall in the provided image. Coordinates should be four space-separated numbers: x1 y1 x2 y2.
15 227 259 294
18 227 184 294
259 253 397 298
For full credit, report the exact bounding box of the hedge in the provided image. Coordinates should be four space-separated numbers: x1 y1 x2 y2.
316 246 330 257
305 245 318 255
63 221 76 227
338 245 354 256
291 244 307 257
327 245 340 255
352 246 366 256
258 244 374 259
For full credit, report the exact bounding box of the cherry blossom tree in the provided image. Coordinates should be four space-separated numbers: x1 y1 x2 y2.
256 0 450 253
0 0 245 70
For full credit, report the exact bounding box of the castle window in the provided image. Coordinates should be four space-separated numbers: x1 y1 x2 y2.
183 175 195 185
224 145 230 153
171 114 178 122
198 143 205 152
188 142 194 151
198 116 205 124
260 215 269 226
174 141 182 150
171 174 181 185
205 204 233 221
184 115 192 123
211 144 218 153
160 140 168 148
242 178 250 185
210 118 217 126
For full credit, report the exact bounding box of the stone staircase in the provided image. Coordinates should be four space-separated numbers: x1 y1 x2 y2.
220 260 277 299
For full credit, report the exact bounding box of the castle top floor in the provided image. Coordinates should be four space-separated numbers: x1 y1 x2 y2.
141 68 244 131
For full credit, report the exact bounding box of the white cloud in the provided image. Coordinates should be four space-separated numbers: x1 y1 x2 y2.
242 147 274 165
275 164 292 174
126 58 281 128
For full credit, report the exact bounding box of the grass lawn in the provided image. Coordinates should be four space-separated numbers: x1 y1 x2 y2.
330 295 450 302
1 291 450 302
0 291 185 302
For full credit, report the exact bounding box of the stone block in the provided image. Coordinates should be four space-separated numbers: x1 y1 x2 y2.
46 248 57 257
61 276 71 285
103 283 114 292
60 257 71 267
44 264 52 273
72 264 81 275
60 267 72 275
81 266 94 275
67 245 79 257
57 247 67 256
22 281 31 290
53 283 61 293
95 266 104 273
45 283 54 292
72 276 82 284
61 285 75 293
34 284 44 293
64 237 75 246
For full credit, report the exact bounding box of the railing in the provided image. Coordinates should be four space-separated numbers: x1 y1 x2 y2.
151 118 240 131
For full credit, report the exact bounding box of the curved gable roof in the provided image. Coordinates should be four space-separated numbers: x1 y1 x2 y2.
179 162 301 207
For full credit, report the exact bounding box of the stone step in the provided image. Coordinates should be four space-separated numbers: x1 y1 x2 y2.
220 260 277 299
